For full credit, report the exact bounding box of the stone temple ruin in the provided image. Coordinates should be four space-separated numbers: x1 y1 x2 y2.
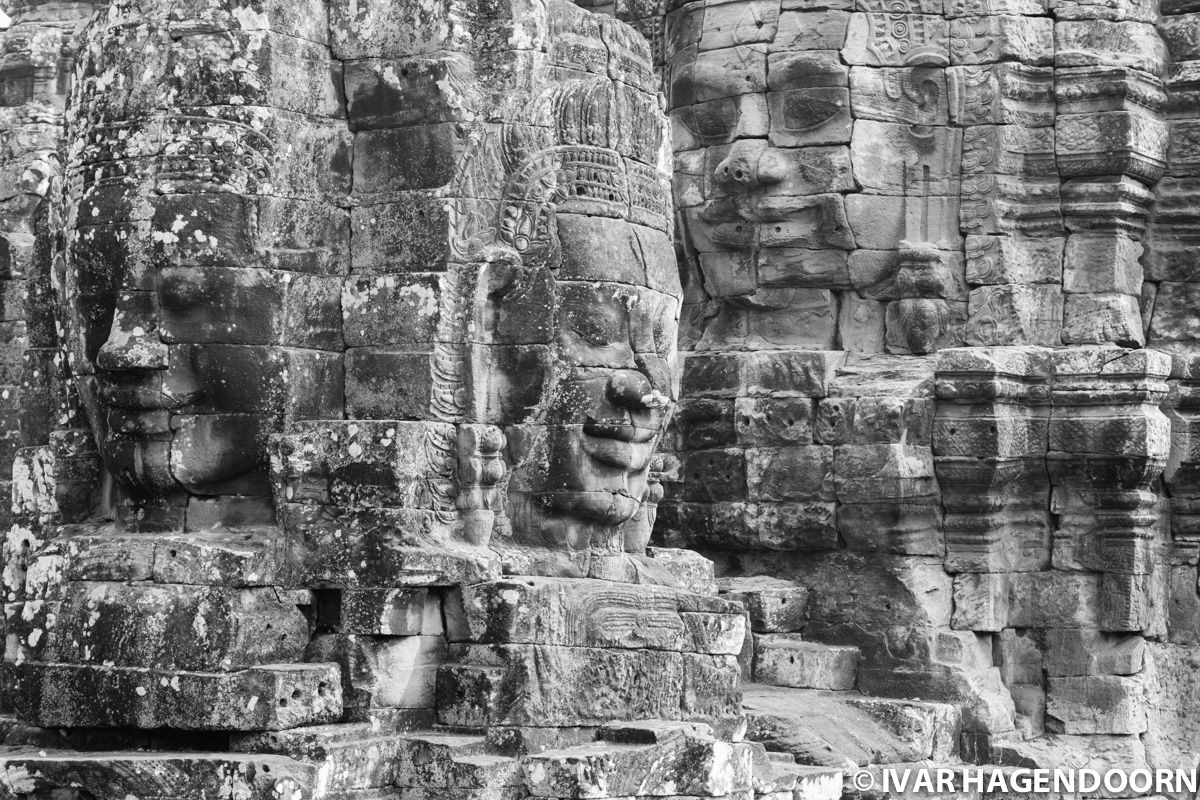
0 0 1199 792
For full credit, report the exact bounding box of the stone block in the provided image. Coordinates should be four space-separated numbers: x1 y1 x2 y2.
676 398 737 450
1149 281 1200 342
316 588 442 636
933 404 1048 459
961 125 1057 179
771 11 850 51
1010 571 1102 628
734 397 814 446
1046 675 1147 734
846 194 962 251
756 249 852 291
1052 0 1159 21
646 548 720 596
964 284 1063 347
837 500 944 556
1056 110 1168 183
949 16 1053 65
952 573 1009 631
849 67 949 125
669 44 767 104
437 644 740 729
754 635 859 690
682 448 747 502
673 500 839 551
1167 564 1200 644
841 14 949 66
816 396 933 446
1062 232 1142 295
995 629 1045 685
445 577 742 654
18 583 307 671
1060 292 1144 347
696 1 780 49
10 661 342 730
746 445 834 502
832 444 936 502
525 724 755 798
851 122 961 196
0 752 319 800
840 294 887 353
1045 629 1145 676
947 63 1055 128
766 51 849 91
1054 20 1168 77
767 88 852 147
306 634 444 709
719 576 810 633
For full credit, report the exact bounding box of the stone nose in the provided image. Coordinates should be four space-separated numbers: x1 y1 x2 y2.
713 140 787 189
96 291 169 371
607 370 655 410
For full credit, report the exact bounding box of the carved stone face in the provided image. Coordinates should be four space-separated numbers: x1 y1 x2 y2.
517 218 678 553
66 120 345 511
483 73 682 563
665 0 969 353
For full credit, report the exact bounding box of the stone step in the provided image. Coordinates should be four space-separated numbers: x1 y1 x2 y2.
743 682 961 767
9 661 342 731
0 748 318 799
754 634 860 690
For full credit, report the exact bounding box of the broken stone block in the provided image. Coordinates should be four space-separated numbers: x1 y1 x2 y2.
754 635 859 690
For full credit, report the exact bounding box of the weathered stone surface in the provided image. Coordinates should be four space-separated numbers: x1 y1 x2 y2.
0 752 319 800
10 662 342 730
445 577 743 654
1046 675 1147 734
719 576 810 633
437 643 741 728
744 683 960 766
754 635 859 690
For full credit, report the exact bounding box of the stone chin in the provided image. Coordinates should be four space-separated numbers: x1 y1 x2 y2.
101 414 268 496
